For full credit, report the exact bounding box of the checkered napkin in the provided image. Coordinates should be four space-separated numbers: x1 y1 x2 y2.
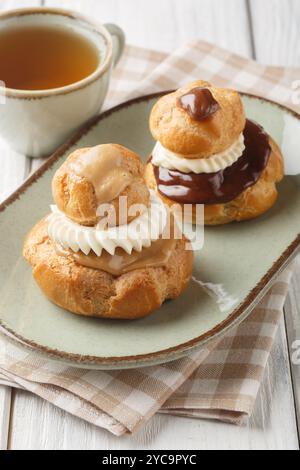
0 41 299 436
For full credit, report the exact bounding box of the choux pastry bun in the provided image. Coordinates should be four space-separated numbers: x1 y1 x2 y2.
24 144 194 319
52 144 150 227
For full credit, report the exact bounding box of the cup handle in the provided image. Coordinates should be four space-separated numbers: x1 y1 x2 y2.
104 23 125 67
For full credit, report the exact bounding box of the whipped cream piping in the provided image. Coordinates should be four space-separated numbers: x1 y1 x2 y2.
47 191 168 257
152 134 245 174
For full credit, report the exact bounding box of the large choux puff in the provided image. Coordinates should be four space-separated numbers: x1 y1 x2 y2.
145 138 284 225
23 218 193 319
150 80 246 157
52 144 150 226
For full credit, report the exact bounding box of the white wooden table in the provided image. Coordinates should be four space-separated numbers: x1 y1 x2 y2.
0 0 299 450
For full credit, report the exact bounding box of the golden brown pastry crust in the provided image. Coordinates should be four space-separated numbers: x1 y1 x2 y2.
150 81 246 157
52 144 150 227
145 138 284 225
23 218 194 319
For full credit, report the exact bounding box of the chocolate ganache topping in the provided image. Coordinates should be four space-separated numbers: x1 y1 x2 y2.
153 119 271 205
177 87 220 121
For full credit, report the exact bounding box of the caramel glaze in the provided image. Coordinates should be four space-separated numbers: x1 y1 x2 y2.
177 87 220 121
70 145 132 206
55 237 176 277
153 119 271 205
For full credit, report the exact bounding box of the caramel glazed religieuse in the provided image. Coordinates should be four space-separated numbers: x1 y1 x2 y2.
23 144 194 319
145 81 285 225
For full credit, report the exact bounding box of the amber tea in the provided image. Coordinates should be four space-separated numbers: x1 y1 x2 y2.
0 25 100 90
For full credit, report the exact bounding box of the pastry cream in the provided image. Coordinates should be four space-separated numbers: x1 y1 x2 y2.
70 144 133 205
55 237 176 276
152 133 245 174
47 191 168 256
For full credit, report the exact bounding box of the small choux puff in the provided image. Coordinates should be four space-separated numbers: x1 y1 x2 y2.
52 144 150 226
150 80 246 157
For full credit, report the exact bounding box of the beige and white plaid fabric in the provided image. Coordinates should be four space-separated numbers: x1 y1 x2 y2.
0 41 299 436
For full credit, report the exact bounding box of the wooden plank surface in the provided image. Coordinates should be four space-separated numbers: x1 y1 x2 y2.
0 0 39 11
0 386 11 450
0 142 29 203
284 257 300 434
45 0 252 56
0 0 299 450
249 0 300 65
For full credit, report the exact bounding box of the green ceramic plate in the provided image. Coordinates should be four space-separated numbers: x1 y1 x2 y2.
0 92 300 369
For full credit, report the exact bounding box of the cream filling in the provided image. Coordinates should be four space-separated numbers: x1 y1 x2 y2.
47 191 168 256
152 133 245 174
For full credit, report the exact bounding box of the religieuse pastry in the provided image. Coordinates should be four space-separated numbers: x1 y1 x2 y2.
145 81 284 225
23 144 193 319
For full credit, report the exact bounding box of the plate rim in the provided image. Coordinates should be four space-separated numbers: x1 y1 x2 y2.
1 90 300 367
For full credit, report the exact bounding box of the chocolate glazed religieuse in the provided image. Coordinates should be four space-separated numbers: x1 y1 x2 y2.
145 81 285 225
23 144 194 319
